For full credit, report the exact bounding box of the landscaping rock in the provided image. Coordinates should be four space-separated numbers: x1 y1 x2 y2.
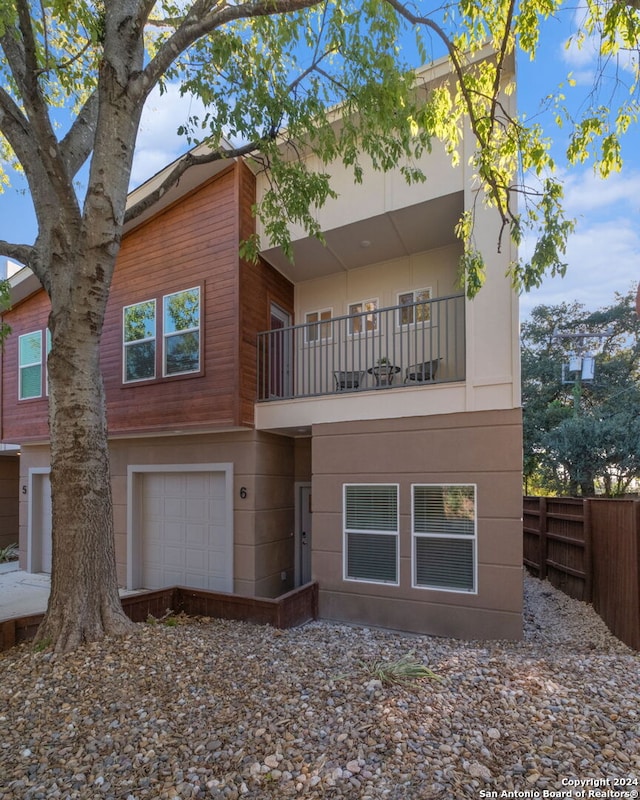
0 574 637 799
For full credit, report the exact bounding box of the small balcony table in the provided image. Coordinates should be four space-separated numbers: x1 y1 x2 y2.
368 363 401 387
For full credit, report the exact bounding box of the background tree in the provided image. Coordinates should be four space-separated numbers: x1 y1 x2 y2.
0 0 638 651
522 290 640 496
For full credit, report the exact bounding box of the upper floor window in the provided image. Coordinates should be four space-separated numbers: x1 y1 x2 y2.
398 288 432 326
164 288 201 376
19 331 42 399
124 299 156 382
123 286 201 383
305 308 332 343
348 299 378 335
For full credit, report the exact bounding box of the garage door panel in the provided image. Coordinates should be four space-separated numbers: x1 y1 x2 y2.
185 524 207 546
164 498 186 518
186 500 209 523
208 553 229 578
163 544 185 566
139 470 232 592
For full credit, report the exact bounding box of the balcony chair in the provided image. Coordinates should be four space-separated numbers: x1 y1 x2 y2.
333 370 365 391
404 358 440 384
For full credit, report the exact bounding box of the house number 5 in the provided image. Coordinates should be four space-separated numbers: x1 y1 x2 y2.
22 485 27 494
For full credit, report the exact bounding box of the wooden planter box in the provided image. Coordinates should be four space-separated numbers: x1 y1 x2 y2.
0 581 318 652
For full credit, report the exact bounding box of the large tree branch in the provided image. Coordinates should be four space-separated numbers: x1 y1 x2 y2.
0 85 54 202
59 92 100 178
2 2 80 215
384 0 518 239
124 138 267 222
0 240 34 264
141 0 324 99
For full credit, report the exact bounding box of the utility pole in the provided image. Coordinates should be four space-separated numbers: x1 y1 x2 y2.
555 330 610 414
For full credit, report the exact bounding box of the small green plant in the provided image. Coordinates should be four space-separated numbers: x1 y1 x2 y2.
362 652 443 687
34 638 52 652
377 356 389 365
0 543 18 563
146 609 191 626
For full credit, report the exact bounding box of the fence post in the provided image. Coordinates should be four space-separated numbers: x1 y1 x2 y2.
539 497 547 580
583 498 592 603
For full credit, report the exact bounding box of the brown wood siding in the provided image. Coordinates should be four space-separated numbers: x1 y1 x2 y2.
237 164 294 427
102 165 242 434
2 161 279 442
1 291 50 442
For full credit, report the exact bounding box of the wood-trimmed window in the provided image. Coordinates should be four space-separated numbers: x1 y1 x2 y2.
412 484 477 593
344 483 399 585
123 286 201 384
163 287 201 377
123 299 156 382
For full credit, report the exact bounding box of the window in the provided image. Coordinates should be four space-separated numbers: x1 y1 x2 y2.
344 484 399 585
305 308 332 343
19 331 42 399
123 287 201 383
44 329 51 395
412 484 477 593
163 287 200 376
124 299 156 382
398 288 432 325
348 299 378 335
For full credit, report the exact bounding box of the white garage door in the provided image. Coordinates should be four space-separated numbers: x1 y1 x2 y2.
140 471 232 592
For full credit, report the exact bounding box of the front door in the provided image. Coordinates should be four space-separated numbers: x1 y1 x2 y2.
298 484 312 585
269 304 292 398
29 470 52 573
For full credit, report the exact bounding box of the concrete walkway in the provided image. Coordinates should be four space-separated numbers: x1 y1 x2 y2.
0 564 143 620
0 564 50 619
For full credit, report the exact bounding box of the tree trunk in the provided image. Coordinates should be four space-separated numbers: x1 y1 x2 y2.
35 249 134 652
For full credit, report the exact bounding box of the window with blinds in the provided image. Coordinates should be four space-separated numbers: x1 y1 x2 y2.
412 484 477 593
19 331 43 400
344 484 399 585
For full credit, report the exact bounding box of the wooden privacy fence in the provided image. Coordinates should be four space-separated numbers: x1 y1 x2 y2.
524 496 640 650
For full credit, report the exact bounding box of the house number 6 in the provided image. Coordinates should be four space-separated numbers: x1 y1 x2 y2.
239 487 247 499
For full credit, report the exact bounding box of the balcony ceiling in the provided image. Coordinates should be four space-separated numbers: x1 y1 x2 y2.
260 190 464 282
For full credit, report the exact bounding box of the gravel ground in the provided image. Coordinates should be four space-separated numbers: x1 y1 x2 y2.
0 573 638 800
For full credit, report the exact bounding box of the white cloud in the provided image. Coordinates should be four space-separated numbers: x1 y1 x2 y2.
563 169 640 216
130 83 207 188
520 214 639 316
560 2 638 83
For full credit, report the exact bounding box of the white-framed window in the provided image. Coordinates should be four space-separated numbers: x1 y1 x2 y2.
397 287 432 326
348 299 378 335
45 328 52 395
344 483 399 585
412 484 477 593
305 308 332 343
163 287 201 376
18 330 43 399
123 286 201 383
123 299 156 383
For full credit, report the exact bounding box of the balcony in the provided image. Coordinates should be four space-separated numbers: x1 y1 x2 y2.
257 293 465 401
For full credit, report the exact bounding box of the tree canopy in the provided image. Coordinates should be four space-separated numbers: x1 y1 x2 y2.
522 290 640 497
0 0 637 293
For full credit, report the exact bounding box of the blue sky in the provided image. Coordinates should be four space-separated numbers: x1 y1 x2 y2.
1 8 638 317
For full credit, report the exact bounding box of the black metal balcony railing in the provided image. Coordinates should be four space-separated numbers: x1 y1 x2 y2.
257 293 466 401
